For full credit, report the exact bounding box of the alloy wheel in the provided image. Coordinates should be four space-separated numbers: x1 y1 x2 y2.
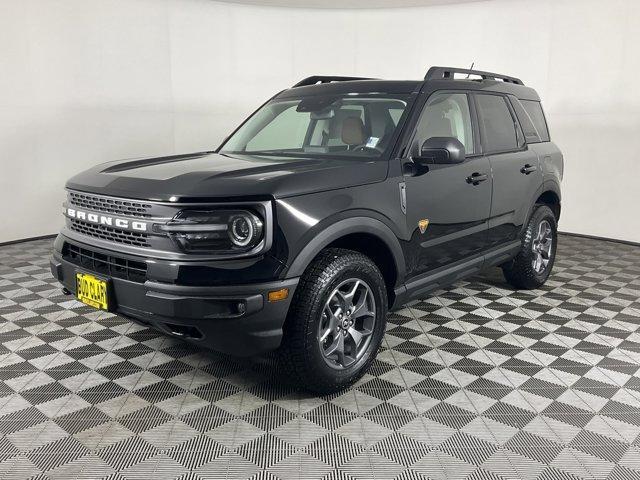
531 219 553 274
317 278 376 369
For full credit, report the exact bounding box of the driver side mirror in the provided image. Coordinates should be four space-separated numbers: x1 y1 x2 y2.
413 137 466 166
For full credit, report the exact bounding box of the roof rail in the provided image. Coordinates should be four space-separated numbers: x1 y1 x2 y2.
425 66 524 85
292 76 374 88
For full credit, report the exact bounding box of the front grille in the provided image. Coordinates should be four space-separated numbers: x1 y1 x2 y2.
69 219 150 247
63 243 147 283
69 191 152 218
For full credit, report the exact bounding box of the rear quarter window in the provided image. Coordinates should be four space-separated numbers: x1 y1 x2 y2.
521 100 550 142
510 98 540 144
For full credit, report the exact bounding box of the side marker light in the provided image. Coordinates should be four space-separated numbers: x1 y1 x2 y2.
268 288 289 302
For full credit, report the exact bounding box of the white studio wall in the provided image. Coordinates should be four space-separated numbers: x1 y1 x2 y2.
1 0 639 243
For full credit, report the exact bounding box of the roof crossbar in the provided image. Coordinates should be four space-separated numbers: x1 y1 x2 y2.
425 66 524 85
292 76 374 88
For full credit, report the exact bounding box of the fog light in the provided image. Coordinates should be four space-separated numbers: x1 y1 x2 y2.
268 288 289 302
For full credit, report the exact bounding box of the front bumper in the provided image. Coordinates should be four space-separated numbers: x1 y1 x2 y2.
50 247 298 357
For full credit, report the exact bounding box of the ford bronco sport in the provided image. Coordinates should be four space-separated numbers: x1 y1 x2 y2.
51 66 563 393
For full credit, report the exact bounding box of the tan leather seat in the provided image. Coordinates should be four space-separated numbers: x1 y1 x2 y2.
341 117 366 146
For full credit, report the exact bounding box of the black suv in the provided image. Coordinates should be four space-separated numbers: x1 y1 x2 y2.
51 66 563 393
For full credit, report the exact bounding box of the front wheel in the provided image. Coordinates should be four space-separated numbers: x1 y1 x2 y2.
280 248 387 394
502 204 558 290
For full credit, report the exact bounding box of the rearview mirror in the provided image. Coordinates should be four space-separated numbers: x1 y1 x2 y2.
310 108 335 120
413 137 465 165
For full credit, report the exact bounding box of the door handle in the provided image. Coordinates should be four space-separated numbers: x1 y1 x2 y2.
521 164 537 175
466 172 488 185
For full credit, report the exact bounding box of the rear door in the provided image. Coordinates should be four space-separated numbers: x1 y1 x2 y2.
473 93 542 247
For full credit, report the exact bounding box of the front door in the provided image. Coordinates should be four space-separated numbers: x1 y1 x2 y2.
402 91 492 278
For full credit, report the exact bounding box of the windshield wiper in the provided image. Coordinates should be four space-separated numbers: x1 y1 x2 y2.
228 150 307 158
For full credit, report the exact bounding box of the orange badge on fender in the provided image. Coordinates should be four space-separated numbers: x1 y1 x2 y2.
418 219 429 234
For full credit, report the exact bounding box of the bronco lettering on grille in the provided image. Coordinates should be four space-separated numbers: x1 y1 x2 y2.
66 208 148 232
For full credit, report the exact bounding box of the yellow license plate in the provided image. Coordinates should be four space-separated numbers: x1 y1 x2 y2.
76 272 109 310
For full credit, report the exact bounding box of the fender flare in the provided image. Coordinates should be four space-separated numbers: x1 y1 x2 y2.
284 215 406 283
522 180 562 234
542 179 562 203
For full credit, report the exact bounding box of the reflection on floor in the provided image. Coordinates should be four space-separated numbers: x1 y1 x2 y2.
1 235 639 479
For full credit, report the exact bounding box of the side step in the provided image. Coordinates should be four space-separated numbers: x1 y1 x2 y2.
393 240 521 308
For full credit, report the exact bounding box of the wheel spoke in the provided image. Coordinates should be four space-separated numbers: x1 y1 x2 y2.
320 308 337 340
540 244 551 259
353 305 374 320
319 327 332 342
533 252 543 272
349 325 373 346
325 306 340 330
351 291 373 319
334 291 349 311
348 327 364 346
340 280 360 311
319 305 341 344
325 333 346 364
324 333 341 355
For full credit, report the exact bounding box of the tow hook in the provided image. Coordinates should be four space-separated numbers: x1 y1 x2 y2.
62 287 72 296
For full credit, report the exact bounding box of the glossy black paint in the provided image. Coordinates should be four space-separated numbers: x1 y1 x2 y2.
50 244 297 357
416 137 466 165
402 156 492 277
52 71 563 355
65 153 390 202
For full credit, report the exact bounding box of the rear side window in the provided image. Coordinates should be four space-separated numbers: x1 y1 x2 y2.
475 94 519 153
521 100 550 142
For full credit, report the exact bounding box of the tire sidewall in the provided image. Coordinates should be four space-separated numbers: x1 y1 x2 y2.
303 255 387 385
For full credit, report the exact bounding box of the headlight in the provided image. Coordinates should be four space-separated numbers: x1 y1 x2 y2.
229 213 263 247
157 209 264 253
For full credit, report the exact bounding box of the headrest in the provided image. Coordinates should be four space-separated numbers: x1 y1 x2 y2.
341 116 366 145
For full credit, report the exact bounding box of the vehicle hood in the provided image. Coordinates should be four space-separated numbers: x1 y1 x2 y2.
65 151 388 201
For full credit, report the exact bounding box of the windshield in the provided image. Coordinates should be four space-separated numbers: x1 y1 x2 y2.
220 93 411 158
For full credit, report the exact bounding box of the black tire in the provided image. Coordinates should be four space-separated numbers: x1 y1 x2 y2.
279 248 388 394
502 204 558 290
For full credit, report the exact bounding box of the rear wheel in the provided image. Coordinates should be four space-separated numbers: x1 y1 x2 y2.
280 248 387 394
502 204 557 289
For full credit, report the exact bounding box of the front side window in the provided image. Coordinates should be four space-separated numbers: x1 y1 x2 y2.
221 94 410 159
476 94 519 153
412 92 474 155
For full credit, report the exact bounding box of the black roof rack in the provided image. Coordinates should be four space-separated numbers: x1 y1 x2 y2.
292 76 375 88
425 66 524 85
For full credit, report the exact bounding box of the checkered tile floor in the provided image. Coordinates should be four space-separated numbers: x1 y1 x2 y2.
1 235 640 479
